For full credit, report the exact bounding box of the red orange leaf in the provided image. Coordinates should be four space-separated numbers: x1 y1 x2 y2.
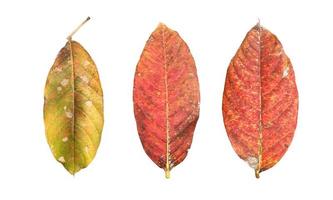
222 23 298 178
133 23 200 178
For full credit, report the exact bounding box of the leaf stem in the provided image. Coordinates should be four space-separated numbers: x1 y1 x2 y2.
67 17 91 41
255 169 260 178
165 168 170 179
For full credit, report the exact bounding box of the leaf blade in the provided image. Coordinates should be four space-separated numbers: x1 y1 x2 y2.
44 41 103 174
133 24 200 177
222 24 298 178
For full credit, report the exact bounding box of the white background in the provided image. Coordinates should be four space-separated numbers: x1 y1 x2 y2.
0 0 332 199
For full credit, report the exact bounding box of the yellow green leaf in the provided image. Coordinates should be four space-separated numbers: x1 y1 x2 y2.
44 21 103 174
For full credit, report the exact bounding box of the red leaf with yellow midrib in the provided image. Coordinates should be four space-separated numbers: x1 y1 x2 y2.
133 23 200 178
222 23 298 178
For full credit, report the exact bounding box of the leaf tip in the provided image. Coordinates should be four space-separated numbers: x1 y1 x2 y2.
253 18 264 31
67 168 76 176
257 17 261 26
156 22 173 32
157 22 167 28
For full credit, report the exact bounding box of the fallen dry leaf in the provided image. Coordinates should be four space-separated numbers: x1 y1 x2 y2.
44 17 104 174
222 23 298 178
133 23 200 178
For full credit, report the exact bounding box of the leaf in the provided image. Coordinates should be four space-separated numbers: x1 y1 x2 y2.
133 23 200 178
222 23 298 178
44 18 103 175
